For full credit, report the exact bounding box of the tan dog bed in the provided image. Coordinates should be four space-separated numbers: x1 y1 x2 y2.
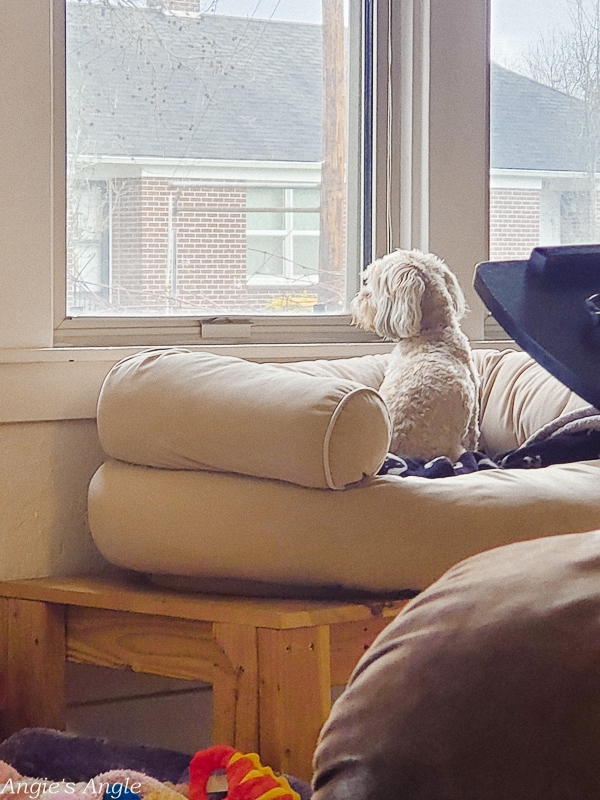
88 348 600 596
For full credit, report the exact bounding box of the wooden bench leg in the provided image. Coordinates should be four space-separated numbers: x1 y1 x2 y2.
212 623 259 754
258 625 331 782
1 598 66 736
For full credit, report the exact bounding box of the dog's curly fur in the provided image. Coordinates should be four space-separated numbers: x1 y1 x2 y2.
351 249 480 462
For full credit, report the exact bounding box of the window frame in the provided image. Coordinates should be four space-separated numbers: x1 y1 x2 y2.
0 0 489 350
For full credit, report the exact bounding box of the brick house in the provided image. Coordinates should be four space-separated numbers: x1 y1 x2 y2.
67 1 598 315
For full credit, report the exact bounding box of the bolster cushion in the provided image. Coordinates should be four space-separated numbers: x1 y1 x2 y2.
97 348 391 490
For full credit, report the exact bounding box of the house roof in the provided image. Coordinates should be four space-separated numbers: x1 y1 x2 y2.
67 5 323 162
67 4 592 173
490 63 590 173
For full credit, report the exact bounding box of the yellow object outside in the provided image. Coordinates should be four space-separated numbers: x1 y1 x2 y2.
267 292 319 311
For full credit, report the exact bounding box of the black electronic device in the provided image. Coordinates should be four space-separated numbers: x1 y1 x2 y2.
474 244 600 409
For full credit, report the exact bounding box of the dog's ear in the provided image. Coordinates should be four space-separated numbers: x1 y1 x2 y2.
374 265 425 339
442 265 467 319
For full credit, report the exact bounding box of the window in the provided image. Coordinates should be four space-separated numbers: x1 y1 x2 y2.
490 0 600 257
488 0 600 338
246 188 320 293
64 0 354 324
0 0 490 349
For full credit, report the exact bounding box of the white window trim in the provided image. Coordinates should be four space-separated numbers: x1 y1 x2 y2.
0 338 515 424
55 0 368 345
0 0 490 416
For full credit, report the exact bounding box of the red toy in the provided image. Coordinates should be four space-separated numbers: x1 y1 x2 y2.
189 745 301 800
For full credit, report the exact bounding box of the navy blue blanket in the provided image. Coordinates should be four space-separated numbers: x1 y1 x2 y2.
378 406 600 479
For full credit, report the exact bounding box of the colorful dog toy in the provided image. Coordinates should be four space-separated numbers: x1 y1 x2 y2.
189 745 300 800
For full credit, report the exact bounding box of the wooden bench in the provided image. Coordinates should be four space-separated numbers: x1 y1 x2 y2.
0 575 408 781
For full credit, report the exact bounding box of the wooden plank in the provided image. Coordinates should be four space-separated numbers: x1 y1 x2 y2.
329 615 395 685
0 599 8 711
0 575 409 629
68 608 260 753
212 623 259 753
258 625 331 782
2 599 65 736
67 607 227 683
318 0 346 308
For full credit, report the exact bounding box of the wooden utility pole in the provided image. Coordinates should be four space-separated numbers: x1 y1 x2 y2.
318 0 346 310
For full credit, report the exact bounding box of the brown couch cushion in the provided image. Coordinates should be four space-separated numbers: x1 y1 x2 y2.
312 531 600 799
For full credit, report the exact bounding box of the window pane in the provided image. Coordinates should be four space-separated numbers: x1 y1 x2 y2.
247 236 284 279
292 236 320 277
489 0 600 336
292 188 321 231
294 188 321 207
66 0 354 317
490 0 599 260
292 212 320 231
246 188 285 231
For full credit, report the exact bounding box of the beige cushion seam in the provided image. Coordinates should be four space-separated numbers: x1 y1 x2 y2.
322 386 386 490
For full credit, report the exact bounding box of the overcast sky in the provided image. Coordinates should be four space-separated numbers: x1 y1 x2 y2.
491 0 574 69
200 0 340 24
205 0 576 72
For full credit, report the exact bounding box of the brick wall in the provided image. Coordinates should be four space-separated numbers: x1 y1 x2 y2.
160 182 247 310
111 179 143 310
109 179 328 313
489 187 541 261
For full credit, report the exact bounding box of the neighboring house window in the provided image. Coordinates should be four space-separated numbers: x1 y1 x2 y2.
246 187 320 291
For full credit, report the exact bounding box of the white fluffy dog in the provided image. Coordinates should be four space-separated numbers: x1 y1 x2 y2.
351 249 479 462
